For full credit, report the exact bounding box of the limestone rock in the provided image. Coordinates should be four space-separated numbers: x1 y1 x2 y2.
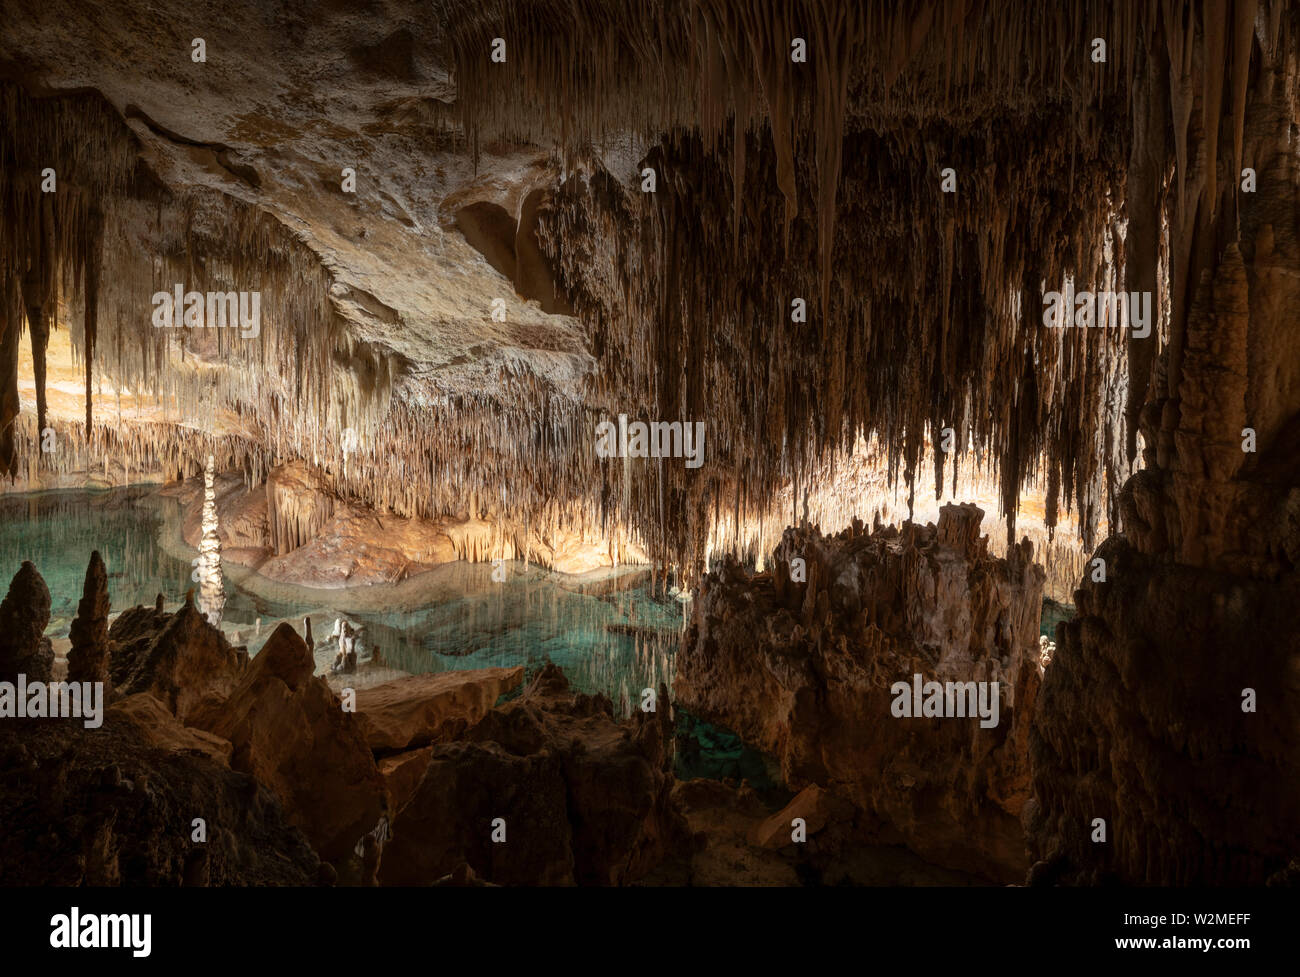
354 666 524 753
675 506 1044 882
187 623 389 865
66 550 112 689
1027 535 1300 885
106 692 232 766
107 602 172 690
0 561 53 684
379 663 686 885
751 785 852 849
0 703 320 885
115 597 245 723
377 746 434 814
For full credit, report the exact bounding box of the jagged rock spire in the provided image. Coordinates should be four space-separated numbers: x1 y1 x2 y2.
67 550 112 689
0 561 53 683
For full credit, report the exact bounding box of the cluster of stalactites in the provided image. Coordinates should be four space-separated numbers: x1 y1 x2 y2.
531 117 1137 571
0 82 398 493
0 84 141 475
437 0 1285 574
439 0 1158 309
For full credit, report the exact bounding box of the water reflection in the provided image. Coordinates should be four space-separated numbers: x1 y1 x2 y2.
0 487 680 714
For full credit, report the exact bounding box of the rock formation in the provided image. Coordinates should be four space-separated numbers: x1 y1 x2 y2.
187 623 389 867
106 693 233 767
114 595 245 724
0 561 54 684
0 0 1297 891
66 550 112 689
109 601 174 691
0 707 321 885
353 667 524 754
1026 4 1300 886
379 663 686 886
676 505 1043 882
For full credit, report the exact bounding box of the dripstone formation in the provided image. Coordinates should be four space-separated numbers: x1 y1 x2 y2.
66 550 112 688
676 505 1043 882
0 561 54 684
0 0 1297 888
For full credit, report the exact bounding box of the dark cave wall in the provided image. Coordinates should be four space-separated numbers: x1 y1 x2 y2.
1027 7 1300 885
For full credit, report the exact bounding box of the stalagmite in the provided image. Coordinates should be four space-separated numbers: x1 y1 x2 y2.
67 550 112 689
196 454 226 628
0 561 54 683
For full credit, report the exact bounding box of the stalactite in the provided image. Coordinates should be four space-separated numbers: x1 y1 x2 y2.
81 208 101 434
1 2 1279 587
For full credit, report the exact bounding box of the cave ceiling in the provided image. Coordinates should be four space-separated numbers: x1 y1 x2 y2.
0 0 1285 574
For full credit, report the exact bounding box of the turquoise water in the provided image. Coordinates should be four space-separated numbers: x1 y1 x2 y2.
1040 597 1074 639
0 486 1071 771
0 487 681 713
0 487 196 632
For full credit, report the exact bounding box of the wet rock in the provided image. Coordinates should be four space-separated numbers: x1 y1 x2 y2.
354 666 524 753
67 551 112 689
379 663 686 885
0 561 54 684
187 623 389 866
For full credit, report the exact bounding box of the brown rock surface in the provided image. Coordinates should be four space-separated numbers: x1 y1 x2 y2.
660 778 985 887
115 597 246 723
377 747 434 814
106 692 233 767
66 550 112 689
379 663 686 885
108 601 172 690
1028 58 1300 886
0 710 320 885
355 666 524 753
257 501 459 587
0 561 54 684
751 785 853 849
187 623 389 865
675 505 1043 882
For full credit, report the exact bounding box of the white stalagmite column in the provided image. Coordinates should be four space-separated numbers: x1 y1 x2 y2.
197 453 226 628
